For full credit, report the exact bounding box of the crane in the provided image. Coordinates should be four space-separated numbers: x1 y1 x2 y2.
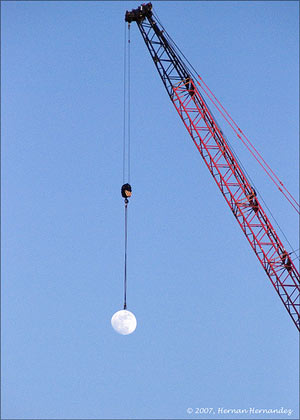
124 3 300 331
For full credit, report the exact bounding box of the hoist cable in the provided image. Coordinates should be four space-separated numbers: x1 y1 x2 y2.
123 22 127 184
127 24 131 184
123 23 131 184
122 23 132 310
123 199 128 309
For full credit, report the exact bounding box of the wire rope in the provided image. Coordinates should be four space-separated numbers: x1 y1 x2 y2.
123 23 127 184
123 199 128 309
122 23 132 310
123 23 131 184
128 24 131 184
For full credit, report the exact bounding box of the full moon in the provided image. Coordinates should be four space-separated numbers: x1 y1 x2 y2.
111 310 137 335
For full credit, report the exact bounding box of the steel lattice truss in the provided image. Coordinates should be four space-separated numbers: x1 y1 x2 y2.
125 3 300 331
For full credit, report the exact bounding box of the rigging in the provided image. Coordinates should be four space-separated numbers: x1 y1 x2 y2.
124 2 300 331
121 22 132 311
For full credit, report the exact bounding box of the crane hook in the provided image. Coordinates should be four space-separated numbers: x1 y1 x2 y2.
121 183 132 202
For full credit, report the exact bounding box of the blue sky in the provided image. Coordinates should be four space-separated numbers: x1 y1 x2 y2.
2 1 299 419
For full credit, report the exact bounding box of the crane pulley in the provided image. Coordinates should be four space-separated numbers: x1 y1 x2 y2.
124 2 300 331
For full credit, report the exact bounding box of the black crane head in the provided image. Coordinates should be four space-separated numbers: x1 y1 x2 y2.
125 3 153 23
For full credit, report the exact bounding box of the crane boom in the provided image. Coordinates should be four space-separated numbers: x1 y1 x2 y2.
125 3 300 331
